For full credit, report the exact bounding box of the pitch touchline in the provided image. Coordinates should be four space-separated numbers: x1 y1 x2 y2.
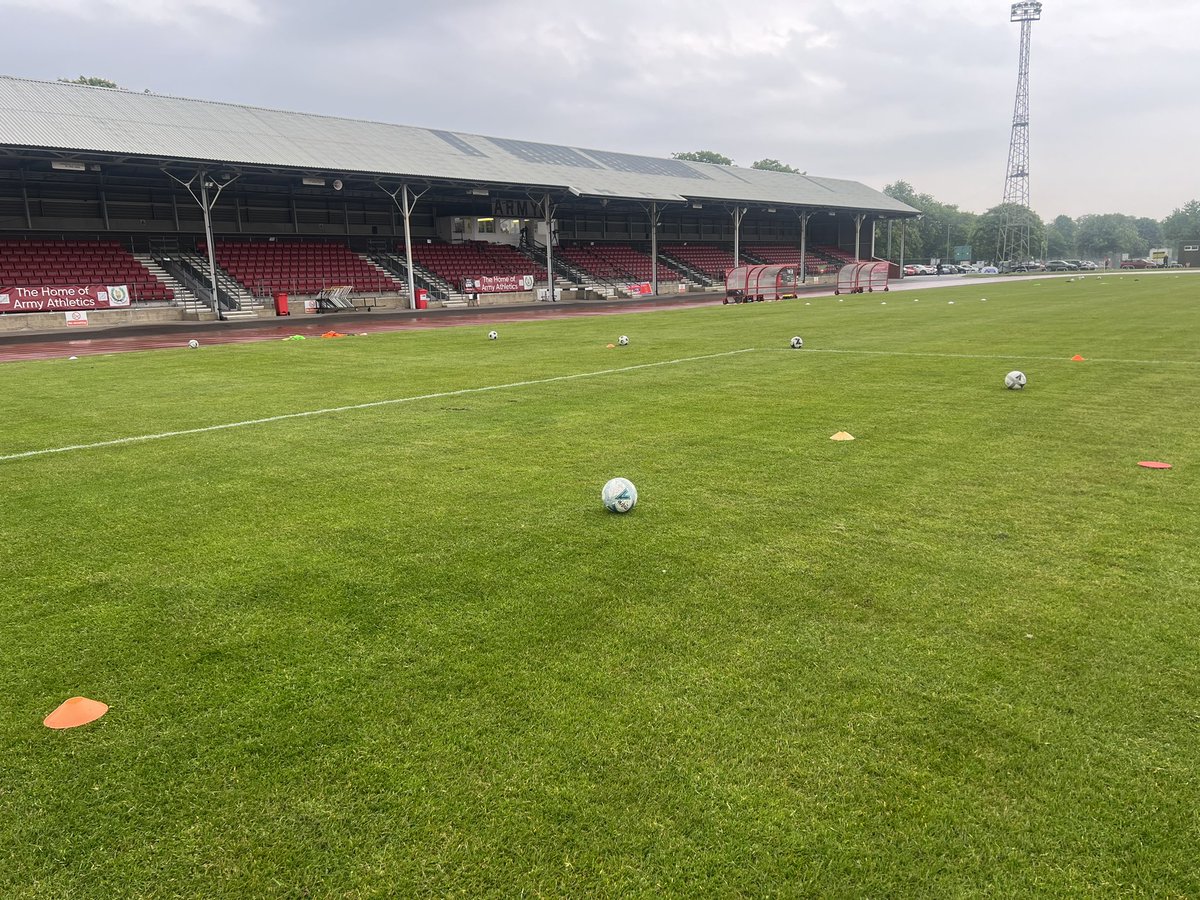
792 348 1200 366
0 349 755 463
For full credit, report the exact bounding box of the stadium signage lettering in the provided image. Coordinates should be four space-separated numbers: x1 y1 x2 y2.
462 274 535 293
0 284 132 312
492 199 538 219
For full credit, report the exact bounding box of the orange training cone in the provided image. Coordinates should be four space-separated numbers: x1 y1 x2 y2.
830 431 855 441
1071 354 1085 361
44 696 108 730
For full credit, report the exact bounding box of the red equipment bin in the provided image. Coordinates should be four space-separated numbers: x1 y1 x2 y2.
273 292 290 316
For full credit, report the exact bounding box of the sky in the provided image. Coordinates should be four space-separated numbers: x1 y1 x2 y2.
2 0 1197 221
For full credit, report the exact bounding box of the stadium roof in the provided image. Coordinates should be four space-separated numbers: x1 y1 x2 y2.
0 76 917 216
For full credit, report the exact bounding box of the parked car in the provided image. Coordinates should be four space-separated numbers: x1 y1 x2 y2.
1075 260 1097 270
903 265 918 276
1119 258 1155 269
980 266 999 274
1167 261 1182 268
1045 260 1078 271
1013 261 1045 272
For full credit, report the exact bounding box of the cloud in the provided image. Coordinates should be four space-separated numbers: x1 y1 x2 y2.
1 0 1196 218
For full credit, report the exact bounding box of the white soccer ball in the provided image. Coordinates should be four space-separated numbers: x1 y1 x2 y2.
487 330 498 341
618 335 629 346
188 339 199 349
601 477 638 514
789 336 804 350
1005 370 1027 390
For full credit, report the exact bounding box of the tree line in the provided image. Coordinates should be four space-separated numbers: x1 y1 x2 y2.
671 150 1198 263
878 182 1199 264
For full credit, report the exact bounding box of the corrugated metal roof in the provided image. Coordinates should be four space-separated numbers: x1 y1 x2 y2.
0 76 918 215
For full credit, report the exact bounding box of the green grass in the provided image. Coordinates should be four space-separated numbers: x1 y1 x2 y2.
3 273 1199 897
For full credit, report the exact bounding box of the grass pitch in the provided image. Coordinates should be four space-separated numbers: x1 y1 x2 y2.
3 274 1199 896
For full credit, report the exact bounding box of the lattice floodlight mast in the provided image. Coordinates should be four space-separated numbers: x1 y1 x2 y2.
997 1 1042 265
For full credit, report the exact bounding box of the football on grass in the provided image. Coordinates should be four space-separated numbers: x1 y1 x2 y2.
618 335 629 346
790 336 804 350
1005 370 1027 390
488 331 498 340
187 339 199 349
602 477 638 514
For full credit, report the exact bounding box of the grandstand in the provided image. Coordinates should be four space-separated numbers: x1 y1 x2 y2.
0 75 918 330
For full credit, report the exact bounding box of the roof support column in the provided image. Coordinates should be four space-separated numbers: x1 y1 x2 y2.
798 211 813 284
899 219 906 278
378 182 428 310
854 213 866 261
164 167 239 320
542 193 556 302
99 174 110 232
731 205 746 271
198 177 221 318
638 201 663 296
651 202 659 296
19 168 31 230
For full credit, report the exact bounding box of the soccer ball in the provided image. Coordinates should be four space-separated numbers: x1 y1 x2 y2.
1005 370 1027 390
789 336 804 350
187 339 199 349
488 331 498 341
618 335 629 346
601 477 638 514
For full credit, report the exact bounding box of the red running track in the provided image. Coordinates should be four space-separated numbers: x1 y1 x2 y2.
0 296 721 363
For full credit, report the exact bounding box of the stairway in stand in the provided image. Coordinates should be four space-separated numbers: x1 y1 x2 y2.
131 253 198 307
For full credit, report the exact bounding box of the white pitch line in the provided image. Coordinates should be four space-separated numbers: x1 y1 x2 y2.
772 347 1200 367
0 348 755 463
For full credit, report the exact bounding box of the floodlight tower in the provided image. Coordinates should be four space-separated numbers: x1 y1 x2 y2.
997 1 1042 264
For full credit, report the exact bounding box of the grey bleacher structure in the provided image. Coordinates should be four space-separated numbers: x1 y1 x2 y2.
0 75 919 321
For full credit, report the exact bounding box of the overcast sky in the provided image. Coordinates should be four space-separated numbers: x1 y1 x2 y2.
2 0 1197 220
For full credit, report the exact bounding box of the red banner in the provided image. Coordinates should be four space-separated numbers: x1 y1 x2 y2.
462 274 535 293
0 284 132 313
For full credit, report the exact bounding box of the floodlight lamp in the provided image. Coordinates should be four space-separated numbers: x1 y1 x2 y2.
1010 1 1042 21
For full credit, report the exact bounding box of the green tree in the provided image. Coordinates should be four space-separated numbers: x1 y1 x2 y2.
1045 224 1072 259
1075 213 1147 259
969 204 1046 263
1052 214 1077 256
59 75 120 88
1134 216 1163 247
1162 200 1200 246
671 150 733 166
751 159 801 174
880 181 977 263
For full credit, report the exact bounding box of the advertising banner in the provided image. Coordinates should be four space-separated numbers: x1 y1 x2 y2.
462 274 535 293
0 284 131 313
626 282 653 295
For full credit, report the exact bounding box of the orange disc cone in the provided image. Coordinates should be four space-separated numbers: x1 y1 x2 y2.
830 431 855 441
44 696 108 730
1071 354 1085 361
